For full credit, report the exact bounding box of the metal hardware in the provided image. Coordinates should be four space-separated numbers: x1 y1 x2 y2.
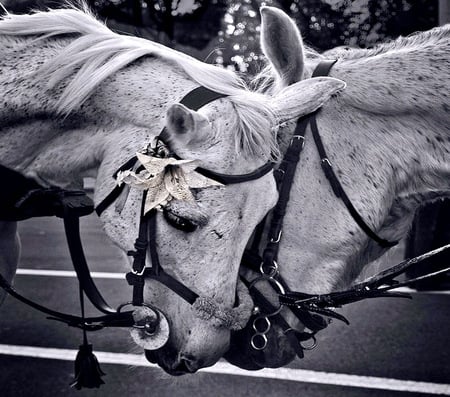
270 230 282 243
259 260 279 278
249 274 286 296
250 332 268 351
300 335 317 350
253 316 271 334
321 158 332 166
290 135 305 148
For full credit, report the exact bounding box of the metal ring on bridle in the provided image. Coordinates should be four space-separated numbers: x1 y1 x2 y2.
300 334 317 350
250 333 268 351
249 274 286 296
253 316 271 334
259 260 279 278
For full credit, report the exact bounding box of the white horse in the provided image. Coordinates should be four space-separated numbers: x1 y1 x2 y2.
226 7 450 369
0 4 344 374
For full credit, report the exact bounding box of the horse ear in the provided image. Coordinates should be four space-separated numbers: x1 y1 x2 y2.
165 104 209 145
272 77 346 123
260 6 304 86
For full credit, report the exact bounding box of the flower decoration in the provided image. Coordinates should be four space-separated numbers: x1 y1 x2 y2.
116 152 222 215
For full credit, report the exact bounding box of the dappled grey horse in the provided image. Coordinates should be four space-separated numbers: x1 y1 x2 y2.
225 7 450 369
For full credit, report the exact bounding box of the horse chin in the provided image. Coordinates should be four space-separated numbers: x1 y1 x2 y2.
225 324 297 370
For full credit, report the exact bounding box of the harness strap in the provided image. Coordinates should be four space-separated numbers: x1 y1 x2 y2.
309 116 398 248
0 272 134 330
62 208 118 314
311 59 338 78
262 116 309 266
311 60 398 248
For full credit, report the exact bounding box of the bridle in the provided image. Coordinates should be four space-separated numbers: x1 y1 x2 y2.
95 86 274 333
239 60 450 361
0 86 274 343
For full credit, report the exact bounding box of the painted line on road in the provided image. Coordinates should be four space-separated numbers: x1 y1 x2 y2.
0 344 449 395
16 269 450 295
17 268 125 279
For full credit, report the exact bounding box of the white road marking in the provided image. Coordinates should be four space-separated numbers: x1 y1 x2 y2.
16 269 450 295
0 344 448 395
17 268 125 279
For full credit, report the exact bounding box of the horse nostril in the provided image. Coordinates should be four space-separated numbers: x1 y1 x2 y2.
176 354 199 373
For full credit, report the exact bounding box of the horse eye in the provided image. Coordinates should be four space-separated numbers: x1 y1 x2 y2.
163 209 198 233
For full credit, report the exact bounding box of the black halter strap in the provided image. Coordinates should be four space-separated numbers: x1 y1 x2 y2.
310 60 397 248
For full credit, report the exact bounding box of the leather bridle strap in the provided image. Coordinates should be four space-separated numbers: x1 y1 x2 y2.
310 116 398 248
262 115 309 266
311 60 398 248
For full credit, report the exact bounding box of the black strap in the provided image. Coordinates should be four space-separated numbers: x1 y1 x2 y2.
309 116 398 248
311 60 397 248
196 162 273 185
179 86 228 110
126 205 200 306
0 272 134 330
262 116 309 266
145 267 199 305
281 243 450 312
63 213 117 314
312 59 338 78
95 86 273 216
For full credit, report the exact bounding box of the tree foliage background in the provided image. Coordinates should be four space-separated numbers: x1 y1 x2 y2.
2 0 439 73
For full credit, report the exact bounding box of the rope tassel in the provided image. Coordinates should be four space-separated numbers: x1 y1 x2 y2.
70 342 106 390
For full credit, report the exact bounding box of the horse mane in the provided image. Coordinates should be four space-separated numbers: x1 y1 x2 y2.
0 3 278 158
323 25 450 60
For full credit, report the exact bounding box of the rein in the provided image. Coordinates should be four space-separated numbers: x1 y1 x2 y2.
240 60 450 360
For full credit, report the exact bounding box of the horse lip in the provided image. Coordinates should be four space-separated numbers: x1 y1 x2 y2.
144 350 198 375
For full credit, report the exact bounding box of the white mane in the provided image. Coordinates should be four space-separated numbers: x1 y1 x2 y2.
0 3 278 158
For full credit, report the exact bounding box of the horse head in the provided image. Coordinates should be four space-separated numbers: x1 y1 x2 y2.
226 6 450 369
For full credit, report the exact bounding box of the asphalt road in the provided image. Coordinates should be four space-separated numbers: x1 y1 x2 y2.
0 215 449 397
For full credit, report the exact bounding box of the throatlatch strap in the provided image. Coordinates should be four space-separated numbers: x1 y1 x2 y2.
310 60 397 248
309 114 397 248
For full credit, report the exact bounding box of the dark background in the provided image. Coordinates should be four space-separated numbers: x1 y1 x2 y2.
2 0 439 73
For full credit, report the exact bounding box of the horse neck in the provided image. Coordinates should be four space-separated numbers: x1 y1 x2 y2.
325 33 450 117
276 42 450 293
325 40 450 197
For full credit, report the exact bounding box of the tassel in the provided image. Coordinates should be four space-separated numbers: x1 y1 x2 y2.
70 343 105 389
70 283 106 389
